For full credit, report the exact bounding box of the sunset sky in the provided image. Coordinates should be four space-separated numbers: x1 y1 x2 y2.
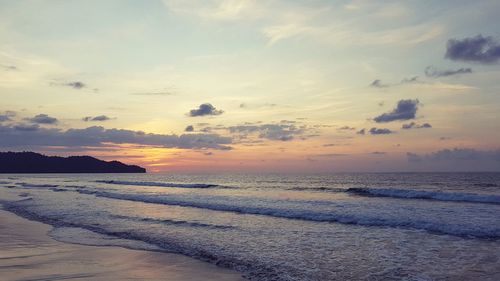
1 0 500 172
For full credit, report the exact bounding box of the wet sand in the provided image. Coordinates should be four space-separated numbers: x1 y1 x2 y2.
0 208 245 281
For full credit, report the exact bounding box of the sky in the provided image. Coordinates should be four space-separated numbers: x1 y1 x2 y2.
1 0 500 172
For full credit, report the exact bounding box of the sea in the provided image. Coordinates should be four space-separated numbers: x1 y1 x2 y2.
1 172 500 281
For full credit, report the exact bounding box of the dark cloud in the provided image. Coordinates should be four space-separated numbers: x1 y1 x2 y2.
356 128 366 135
83 115 111 122
188 103 224 117
373 99 419 123
66 81 86 89
445 35 500 64
425 66 472 78
369 127 394 135
185 125 194 132
401 122 432 129
370 79 389 88
0 111 17 122
407 148 500 162
26 114 58 124
0 115 11 122
417 123 431 129
371 151 386 155
0 125 232 150
13 123 40 131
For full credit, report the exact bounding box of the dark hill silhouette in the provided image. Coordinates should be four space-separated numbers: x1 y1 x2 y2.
0 152 146 173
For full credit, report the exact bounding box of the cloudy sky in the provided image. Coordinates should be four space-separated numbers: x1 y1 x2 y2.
1 0 500 172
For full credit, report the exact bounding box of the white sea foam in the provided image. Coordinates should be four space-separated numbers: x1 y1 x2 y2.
347 187 500 204
72 189 500 238
49 226 162 251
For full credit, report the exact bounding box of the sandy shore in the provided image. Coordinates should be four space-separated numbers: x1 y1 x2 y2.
0 208 245 281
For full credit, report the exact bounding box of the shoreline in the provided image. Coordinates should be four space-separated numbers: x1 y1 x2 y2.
0 207 245 281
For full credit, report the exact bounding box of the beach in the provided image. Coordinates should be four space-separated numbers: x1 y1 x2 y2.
0 208 245 281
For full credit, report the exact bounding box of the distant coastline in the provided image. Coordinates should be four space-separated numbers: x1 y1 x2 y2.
0 151 146 173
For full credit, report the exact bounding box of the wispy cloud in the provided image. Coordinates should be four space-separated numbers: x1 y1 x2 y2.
370 79 389 88
227 123 304 141
163 0 260 21
407 148 500 162
131 92 174 96
0 64 17 71
425 66 472 78
338 126 356 131
239 102 277 109
50 81 89 90
165 1 443 46
369 76 474 91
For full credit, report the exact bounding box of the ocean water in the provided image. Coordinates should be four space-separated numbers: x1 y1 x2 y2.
1 173 500 281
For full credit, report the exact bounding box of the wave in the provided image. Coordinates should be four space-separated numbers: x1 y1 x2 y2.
347 187 500 205
286 186 346 192
17 183 59 188
11 179 500 206
96 180 220 189
74 189 500 238
49 227 163 252
109 214 234 229
2 205 278 281
473 183 500 188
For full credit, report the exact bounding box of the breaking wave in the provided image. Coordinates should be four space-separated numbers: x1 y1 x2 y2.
347 187 500 205
96 180 220 189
